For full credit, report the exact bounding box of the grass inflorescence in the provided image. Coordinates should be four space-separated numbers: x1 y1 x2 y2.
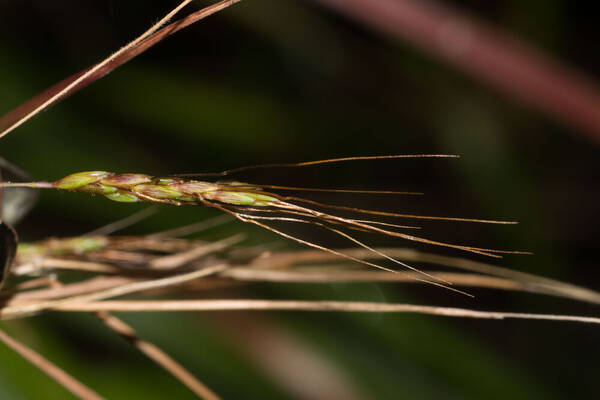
1 155 532 295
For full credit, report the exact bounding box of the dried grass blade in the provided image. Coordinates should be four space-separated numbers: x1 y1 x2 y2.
149 234 244 269
0 329 105 400
1 264 228 319
5 276 56 292
222 268 519 288
148 215 233 238
85 206 158 236
5 276 138 303
95 312 221 400
261 248 600 305
12 258 124 276
222 266 593 301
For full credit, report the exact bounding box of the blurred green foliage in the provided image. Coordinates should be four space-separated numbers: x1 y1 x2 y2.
0 1 598 399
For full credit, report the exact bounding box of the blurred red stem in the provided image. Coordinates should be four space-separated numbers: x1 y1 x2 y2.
314 0 600 144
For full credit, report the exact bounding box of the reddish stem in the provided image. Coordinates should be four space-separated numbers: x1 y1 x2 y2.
315 0 600 144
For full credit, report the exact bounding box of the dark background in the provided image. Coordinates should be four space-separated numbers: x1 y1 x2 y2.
0 1 598 399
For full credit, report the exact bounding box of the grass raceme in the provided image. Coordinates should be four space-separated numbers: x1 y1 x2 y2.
0 155 530 293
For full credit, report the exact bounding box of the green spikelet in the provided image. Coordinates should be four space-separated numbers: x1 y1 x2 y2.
55 171 111 190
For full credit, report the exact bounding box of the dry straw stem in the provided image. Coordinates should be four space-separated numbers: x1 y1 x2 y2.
4 251 599 325
8 276 58 291
85 206 159 236
7 235 600 307
39 278 220 399
0 328 104 400
95 311 221 400
0 267 565 306
222 268 530 291
257 248 600 305
223 266 600 306
45 300 600 325
12 238 241 278
7 225 598 324
148 215 233 238
108 236 210 253
14 258 124 275
8 221 599 305
0 0 242 138
4 276 139 303
1 263 228 319
9 263 591 306
149 234 244 269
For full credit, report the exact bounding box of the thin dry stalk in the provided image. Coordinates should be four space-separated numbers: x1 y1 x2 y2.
5 276 139 303
258 248 600 305
0 269 521 304
33 277 221 399
44 299 600 324
7 231 598 326
222 268 524 291
149 234 244 269
85 207 158 236
0 0 242 138
82 250 154 265
1 264 228 319
148 215 233 238
7 276 56 291
109 237 206 253
0 329 104 400
9 236 600 305
0 0 193 138
14 258 124 275
95 311 221 400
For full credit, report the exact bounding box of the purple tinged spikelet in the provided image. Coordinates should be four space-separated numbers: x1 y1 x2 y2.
204 190 277 206
100 174 152 189
172 181 219 194
132 184 182 200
